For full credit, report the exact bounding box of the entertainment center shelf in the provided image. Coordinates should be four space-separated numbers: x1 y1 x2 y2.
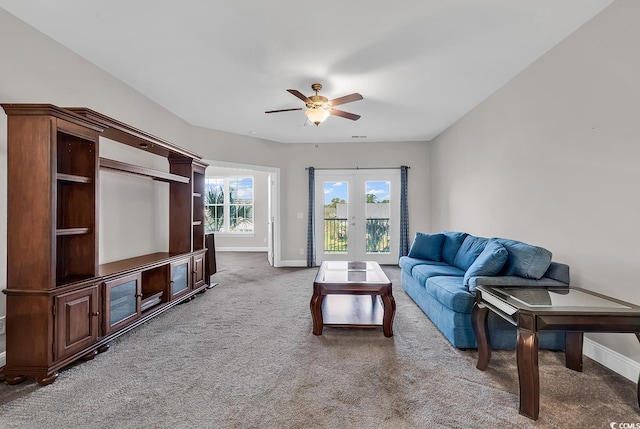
1 103 210 386
99 157 190 184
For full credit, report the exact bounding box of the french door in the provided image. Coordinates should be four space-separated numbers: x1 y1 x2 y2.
315 169 400 265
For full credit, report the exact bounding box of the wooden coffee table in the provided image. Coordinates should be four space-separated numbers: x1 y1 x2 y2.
311 261 395 337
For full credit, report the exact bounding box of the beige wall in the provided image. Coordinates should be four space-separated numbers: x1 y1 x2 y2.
190 126 431 262
430 1 640 367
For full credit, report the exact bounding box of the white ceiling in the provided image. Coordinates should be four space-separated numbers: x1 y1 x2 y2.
0 0 613 144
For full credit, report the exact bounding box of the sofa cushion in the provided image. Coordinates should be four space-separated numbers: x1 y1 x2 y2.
441 231 468 265
468 275 569 289
408 232 444 261
464 240 508 290
399 256 449 273
425 276 475 314
411 264 465 286
496 238 552 280
453 235 489 271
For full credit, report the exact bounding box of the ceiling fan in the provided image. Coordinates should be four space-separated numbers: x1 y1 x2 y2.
265 83 363 126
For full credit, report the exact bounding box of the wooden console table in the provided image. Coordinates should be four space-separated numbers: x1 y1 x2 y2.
471 285 640 420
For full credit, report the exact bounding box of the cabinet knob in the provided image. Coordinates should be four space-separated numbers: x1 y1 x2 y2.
91 311 100 317
135 293 143 298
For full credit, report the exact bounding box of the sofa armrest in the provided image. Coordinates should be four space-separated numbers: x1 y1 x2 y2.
468 275 569 292
543 261 570 284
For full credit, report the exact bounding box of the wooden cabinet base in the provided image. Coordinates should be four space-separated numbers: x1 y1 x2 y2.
81 350 98 361
5 375 27 385
97 344 110 353
36 373 58 386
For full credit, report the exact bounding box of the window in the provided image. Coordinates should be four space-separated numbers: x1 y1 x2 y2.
204 176 254 233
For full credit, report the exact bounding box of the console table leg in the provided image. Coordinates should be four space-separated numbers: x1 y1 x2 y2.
310 293 324 335
517 329 540 420
471 303 491 370
636 333 640 407
381 293 396 337
565 332 584 372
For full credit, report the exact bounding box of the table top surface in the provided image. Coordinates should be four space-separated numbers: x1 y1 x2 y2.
314 261 391 286
477 285 640 315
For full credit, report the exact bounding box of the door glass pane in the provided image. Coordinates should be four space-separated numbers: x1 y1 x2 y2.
323 181 348 253
172 262 189 295
110 280 137 327
365 181 390 254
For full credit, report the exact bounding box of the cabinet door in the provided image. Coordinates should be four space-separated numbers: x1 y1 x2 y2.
55 286 99 360
192 252 206 289
103 273 141 334
170 258 192 299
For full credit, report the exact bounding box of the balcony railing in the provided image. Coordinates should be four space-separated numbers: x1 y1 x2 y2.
323 217 390 254
366 218 390 253
324 218 347 252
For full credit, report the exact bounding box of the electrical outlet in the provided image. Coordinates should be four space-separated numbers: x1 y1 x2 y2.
0 316 5 336
299 248 305 255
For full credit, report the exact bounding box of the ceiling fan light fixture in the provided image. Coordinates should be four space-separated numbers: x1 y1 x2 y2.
305 106 330 126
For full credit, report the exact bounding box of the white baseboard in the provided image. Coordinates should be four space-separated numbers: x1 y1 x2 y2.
278 260 308 267
216 247 268 252
0 351 5 367
584 338 640 384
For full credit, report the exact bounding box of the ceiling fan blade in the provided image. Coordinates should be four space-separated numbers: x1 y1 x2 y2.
287 89 312 104
265 108 303 114
329 93 363 107
330 109 361 121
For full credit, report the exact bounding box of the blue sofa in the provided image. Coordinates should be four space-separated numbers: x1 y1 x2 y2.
399 231 569 349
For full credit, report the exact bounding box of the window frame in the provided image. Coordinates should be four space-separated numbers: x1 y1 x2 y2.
204 176 254 235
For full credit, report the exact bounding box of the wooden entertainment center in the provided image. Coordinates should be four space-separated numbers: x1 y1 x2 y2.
1 104 210 385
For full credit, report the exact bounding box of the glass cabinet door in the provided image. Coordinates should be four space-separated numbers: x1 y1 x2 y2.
104 273 141 334
171 258 191 298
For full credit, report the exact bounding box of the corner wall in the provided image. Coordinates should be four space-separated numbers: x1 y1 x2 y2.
430 1 640 377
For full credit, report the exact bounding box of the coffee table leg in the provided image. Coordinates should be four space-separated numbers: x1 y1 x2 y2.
471 303 491 370
381 293 395 337
517 329 540 420
565 332 584 372
310 293 324 335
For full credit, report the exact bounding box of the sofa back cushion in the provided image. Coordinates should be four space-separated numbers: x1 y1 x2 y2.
441 231 468 265
463 240 509 289
408 232 444 261
464 240 509 292
453 235 489 271
496 238 552 280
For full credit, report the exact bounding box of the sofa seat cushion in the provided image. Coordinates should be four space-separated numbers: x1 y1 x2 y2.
399 256 449 273
453 235 489 271
425 276 475 314
468 275 569 290
496 238 552 279
463 239 509 289
441 231 468 266
407 232 444 261
411 264 465 286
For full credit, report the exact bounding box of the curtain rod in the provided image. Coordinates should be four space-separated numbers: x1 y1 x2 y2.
305 166 409 170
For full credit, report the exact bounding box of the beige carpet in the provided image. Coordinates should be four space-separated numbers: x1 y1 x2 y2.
0 252 638 428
